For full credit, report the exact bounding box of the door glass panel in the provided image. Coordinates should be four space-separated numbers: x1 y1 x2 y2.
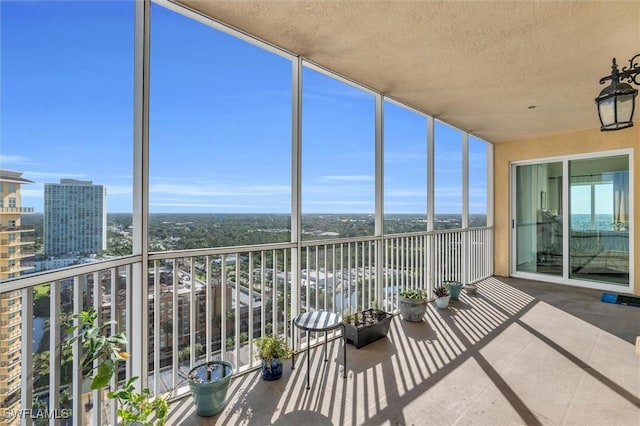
569 156 629 285
515 162 563 275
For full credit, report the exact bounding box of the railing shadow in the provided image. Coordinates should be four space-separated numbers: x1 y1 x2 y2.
167 276 639 425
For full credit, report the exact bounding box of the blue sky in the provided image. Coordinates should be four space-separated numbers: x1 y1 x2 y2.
1 1 488 215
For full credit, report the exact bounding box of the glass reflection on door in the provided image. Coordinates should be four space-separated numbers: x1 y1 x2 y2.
569 156 629 285
515 162 563 276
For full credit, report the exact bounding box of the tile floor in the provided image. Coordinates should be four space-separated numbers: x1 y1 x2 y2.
167 277 640 425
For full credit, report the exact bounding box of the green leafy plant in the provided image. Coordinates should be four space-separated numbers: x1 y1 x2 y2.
254 335 291 366
67 309 169 425
399 288 428 300
65 308 128 390
108 377 169 426
343 308 391 326
433 285 449 298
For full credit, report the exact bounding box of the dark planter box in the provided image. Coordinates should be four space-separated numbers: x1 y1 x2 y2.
343 309 393 348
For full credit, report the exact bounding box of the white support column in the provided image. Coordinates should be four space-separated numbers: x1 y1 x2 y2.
375 94 384 306
427 116 435 290
132 0 150 392
462 133 469 229
486 142 494 275
462 133 469 284
487 142 494 228
291 57 302 321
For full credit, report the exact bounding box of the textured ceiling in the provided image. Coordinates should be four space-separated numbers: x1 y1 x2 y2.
173 0 640 143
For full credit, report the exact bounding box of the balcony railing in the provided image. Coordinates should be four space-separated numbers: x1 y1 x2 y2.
0 237 34 246
0 227 492 424
0 225 35 233
0 207 34 214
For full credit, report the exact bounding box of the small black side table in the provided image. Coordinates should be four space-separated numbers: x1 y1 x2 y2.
291 311 346 389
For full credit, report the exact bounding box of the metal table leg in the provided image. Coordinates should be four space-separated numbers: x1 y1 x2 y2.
342 324 347 378
324 330 328 361
306 330 310 390
291 319 296 370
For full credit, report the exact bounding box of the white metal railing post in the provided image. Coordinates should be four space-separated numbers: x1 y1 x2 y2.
20 288 33 426
92 271 102 425
49 282 61 426
205 255 212 364
153 260 161 396
109 269 119 423
71 276 82 426
171 260 178 377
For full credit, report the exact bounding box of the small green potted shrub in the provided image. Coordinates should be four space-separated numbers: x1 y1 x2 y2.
254 335 291 380
67 309 169 425
433 284 450 309
65 308 128 390
398 288 429 322
108 377 169 426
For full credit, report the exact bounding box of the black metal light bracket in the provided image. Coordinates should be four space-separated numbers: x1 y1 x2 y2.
598 54 640 86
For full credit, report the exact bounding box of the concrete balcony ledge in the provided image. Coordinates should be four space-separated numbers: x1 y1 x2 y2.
166 277 640 425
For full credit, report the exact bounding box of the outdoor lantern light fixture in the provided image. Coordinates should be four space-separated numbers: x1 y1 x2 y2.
595 53 640 131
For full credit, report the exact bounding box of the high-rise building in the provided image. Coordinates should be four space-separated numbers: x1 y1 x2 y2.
0 170 34 415
44 179 107 257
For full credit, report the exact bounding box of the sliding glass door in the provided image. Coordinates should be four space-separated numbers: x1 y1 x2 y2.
569 155 629 284
514 162 563 276
513 152 631 287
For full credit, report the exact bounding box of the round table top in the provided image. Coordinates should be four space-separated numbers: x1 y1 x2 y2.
293 311 343 332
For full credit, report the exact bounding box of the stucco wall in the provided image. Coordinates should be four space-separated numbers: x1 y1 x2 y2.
494 126 639 294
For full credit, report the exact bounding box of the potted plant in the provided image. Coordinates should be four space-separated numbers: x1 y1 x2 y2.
67 309 169 424
443 280 463 300
398 288 429 322
433 284 450 309
463 282 478 294
65 309 128 390
342 307 393 348
187 360 234 416
254 335 291 380
108 376 169 426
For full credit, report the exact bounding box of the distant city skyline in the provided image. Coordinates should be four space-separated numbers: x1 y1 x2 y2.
1 1 488 216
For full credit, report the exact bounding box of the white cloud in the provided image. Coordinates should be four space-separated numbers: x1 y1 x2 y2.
0 154 35 166
386 189 426 197
22 171 87 181
149 202 252 209
321 175 374 182
105 185 132 196
149 183 289 197
305 200 373 206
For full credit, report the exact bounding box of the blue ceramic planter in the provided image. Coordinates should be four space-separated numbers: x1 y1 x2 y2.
444 280 463 300
261 359 283 380
188 360 234 417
